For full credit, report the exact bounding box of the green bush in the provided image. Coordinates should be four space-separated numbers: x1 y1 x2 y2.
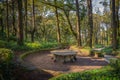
0 48 14 63
94 44 104 48
0 48 14 80
7 41 59 51
50 67 120 80
102 47 113 55
0 40 7 48
40 42 58 49
110 58 120 71
26 42 41 49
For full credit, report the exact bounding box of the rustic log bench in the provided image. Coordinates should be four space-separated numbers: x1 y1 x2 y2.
51 50 77 63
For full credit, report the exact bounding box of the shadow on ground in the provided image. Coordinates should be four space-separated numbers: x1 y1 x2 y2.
23 50 108 73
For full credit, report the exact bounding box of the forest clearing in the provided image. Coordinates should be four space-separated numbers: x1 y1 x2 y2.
0 0 120 80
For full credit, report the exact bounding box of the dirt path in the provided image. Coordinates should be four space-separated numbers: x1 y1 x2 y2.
14 51 53 80
23 50 108 76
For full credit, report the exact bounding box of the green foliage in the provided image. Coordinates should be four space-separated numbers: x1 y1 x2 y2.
0 48 14 63
50 66 120 80
6 41 59 51
102 46 113 55
36 42 58 49
0 31 7 40
0 40 7 48
110 58 120 71
6 41 30 51
0 48 14 80
94 44 104 48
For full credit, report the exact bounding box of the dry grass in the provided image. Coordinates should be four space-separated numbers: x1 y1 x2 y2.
70 46 91 56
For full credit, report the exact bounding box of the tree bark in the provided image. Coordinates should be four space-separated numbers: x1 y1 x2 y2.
12 0 16 36
64 11 77 39
54 0 61 43
25 0 28 40
31 0 35 42
17 0 24 45
87 0 93 48
115 0 119 48
111 0 117 50
75 0 81 46
6 0 9 41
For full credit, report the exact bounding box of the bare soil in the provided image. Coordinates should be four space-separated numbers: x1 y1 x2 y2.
23 50 108 76
14 51 53 80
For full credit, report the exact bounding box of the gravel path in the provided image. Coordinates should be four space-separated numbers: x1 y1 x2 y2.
23 50 108 75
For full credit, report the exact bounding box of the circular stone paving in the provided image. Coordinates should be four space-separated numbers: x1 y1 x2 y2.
23 50 108 73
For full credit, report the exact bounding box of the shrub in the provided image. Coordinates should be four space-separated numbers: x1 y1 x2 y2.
94 44 104 48
26 42 41 49
0 40 7 48
112 51 120 56
50 67 120 80
0 48 14 63
0 48 14 80
40 42 58 49
110 58 120 72
102 47 113 55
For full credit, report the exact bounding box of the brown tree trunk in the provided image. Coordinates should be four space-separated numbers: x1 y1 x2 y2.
6 0 9 41
0 8 4 37
12 0 16 36
75 0 82 46
17 0 24 45
54 0 61 43
111 0 117 50
25 0 28 40
87 0 93 48
64 11 77 39
0 16 4 37
31 0 35 42
115 0 119 47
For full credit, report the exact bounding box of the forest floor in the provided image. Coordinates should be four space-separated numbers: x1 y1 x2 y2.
14 50 108 80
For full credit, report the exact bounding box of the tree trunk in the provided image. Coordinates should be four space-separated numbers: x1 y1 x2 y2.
54 0 61 43
111 0 117 50
6 0 9 41
87 0 93 48
0 16 4 38
25 0 28 40
31 0 35 42
75 0 82 46
115 0 119 48
17 0 24 45
12 0 16 36
64 11 77 39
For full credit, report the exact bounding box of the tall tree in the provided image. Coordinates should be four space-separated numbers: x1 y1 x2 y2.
31 0 35 42
24 0 28 40
87 0 93 48
12 0 16 36
0 4 4 38
115 0 119 47
54 0 61 43
111 0 117 50
17 0 24 45
75 0 81 46
6 0 9 41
